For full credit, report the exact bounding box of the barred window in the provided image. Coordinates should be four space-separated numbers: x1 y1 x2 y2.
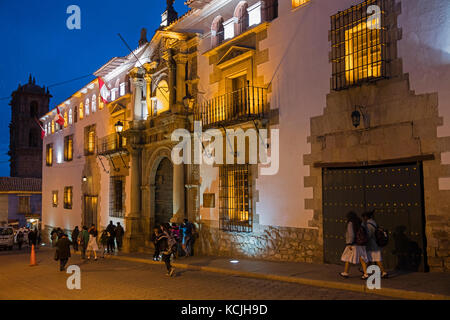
219 164 252 232
110 176 125 218
64 187 73 209
52 191 58 207
330 0 388 90
64 135 73 161
18 196 31 214
84 125 96 155
46 143 53 166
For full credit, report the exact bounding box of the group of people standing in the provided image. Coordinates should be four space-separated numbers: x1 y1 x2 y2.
15 227 41 250
340 210 388 279
52 221 124 271
151 219 198 277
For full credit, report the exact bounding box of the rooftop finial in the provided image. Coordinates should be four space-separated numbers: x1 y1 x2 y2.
161 0 177 27
32 77 36 85
28 74 32 84
139 28 148 47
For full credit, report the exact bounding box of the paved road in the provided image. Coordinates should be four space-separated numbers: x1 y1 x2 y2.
0 247 390 300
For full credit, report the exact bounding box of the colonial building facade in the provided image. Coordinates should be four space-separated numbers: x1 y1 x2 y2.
42 0 450 272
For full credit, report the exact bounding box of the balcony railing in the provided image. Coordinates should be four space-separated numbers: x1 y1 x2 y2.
97 133 127 156
195 86 268 128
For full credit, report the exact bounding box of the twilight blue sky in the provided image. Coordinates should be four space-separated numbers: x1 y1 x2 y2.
0 0 188 176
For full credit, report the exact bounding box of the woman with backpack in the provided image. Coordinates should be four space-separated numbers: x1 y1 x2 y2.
362 211 388 278
159 223 177 277
340 211 369 279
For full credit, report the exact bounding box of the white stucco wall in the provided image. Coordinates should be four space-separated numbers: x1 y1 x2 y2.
41 81 124 233
189 0 450 229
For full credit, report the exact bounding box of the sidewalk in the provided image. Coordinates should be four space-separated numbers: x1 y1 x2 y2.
104 251 450 300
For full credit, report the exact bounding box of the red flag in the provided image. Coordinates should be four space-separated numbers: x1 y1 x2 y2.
98 77 110 104
56 107 65 127
34 118 45 139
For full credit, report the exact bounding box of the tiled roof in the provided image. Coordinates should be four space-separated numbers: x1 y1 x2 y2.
0 177 42 192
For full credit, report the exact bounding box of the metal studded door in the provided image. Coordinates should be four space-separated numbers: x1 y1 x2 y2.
323 162 428 271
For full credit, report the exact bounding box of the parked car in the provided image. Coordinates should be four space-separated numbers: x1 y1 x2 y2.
0 227 14 250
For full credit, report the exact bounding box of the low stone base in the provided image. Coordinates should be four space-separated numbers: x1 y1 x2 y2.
196 224 322 264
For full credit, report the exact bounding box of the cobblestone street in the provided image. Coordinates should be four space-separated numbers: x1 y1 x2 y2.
0 248 390 300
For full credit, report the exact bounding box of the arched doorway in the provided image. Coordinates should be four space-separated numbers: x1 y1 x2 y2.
154 158 173 227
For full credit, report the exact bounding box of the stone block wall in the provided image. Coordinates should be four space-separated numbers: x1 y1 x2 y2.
196 223 321 263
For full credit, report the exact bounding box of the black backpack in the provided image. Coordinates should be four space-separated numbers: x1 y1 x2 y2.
369 222 389 247
355 225 368 246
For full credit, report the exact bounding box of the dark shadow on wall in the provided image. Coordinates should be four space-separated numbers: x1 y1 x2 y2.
392 225 422 272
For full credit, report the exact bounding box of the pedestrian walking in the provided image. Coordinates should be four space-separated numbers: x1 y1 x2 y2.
87 225 99 260
99 230 108 258
115 222 124 252
181 219 194 257
23 228 29 248
362 211 388 278
106 221 116 254
17 230 24 250
159 223 177 277
150 227 161 261
50 229 58 247
28 228 37 248
340 211 369 279
72 226 79 252
79 226 89 259
55 234 72 271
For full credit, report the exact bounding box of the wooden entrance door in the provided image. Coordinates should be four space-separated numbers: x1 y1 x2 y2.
323 162 428 271
154 158 173 227
83 195 98 227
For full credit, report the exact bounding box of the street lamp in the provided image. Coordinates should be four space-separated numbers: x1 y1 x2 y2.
183 94 195 110
351 109 361 128
115 120 124 134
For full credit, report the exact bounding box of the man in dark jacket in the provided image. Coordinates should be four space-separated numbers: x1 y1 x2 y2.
72 226 79 252
55 234 72 271
28 229 37 248
115 222 124 251
106 221 116 254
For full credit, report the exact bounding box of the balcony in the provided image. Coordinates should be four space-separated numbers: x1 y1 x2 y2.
194 86 268 129
97 133 127 156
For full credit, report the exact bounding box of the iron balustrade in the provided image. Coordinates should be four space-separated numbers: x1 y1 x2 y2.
195 85 268 128
97 133 127 156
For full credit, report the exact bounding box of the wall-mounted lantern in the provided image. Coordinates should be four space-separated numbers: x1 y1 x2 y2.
351 105 367 128
82 176 87 182
115 120 124 134
183 94 195 110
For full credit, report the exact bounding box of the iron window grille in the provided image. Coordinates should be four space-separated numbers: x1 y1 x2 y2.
330 0 389 91
64 135 73 161
219 164 253 232
64 186 73 209
110 176 125 218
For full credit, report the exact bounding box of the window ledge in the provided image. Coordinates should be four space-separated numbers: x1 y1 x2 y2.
203 22 270 57
291 1 312 13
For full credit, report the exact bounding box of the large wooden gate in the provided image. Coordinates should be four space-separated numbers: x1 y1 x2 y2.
154 158 173 227
322 162 428 271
